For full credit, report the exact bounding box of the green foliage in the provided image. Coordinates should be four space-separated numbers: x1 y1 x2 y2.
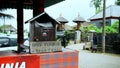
115 0 120 5
90 0 103 14
111 21 119 29
80 27 87 42
0 25 7 34
0 25 6 31
95 6 103 14
86 24 102 33
0 25 6 28
105 26 118 33
85 21 119 33
65 30 71 42
0 10 14 33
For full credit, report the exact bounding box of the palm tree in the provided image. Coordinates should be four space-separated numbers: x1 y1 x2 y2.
0 13 14 18
90 0 103 14
0 9 14 33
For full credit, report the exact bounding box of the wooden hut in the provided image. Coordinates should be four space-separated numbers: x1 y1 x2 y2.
25 12 60 41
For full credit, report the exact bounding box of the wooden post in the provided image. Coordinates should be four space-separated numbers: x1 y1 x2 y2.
102 0 106 53
32 0 44 41
33 0 44 17
17 0 24 53
59 24 62 30
77 23 81 30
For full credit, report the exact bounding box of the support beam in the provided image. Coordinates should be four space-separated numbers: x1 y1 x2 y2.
33 0 44 17
77 23 81 30
17 0 24 53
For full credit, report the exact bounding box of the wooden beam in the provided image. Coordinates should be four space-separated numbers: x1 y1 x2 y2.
33 0 44 16
17 0 24 53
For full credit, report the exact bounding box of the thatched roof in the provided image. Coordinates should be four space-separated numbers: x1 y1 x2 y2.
73 14 86 23
56 15 68 23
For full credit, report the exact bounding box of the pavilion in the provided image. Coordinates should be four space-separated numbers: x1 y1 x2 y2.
56 14 68 31
73 13 86 30
0 0 65 53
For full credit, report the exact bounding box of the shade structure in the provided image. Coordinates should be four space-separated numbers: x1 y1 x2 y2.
0 0 64 9
73 15 85 23
56 14 68 30
56 15 68 23
73 14 86 30
73 13 86 23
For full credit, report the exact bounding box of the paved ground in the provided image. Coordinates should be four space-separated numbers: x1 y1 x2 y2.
66 43 120 68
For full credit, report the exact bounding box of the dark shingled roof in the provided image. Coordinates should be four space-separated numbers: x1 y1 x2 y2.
0 0 64 9
25 12 60 25
56 15 68 23
73 14 86 23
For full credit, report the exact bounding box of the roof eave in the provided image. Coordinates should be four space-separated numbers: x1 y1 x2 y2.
25 12 60 24
0 0 65 9
90 16 119 21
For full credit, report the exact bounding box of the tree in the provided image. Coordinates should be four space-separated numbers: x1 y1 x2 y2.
0 9 14 18
0 9 14 33
90 0 103 14
115 0 120 5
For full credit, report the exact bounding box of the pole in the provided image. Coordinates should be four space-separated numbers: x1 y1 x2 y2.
33 0 44 17
102 0 106 53
17 0 24 53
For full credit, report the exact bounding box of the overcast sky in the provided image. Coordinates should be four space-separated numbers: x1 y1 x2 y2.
0 0 116 31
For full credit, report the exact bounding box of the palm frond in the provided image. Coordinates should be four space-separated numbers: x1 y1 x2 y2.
0 12 14 19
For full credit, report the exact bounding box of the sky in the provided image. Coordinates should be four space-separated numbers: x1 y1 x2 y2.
0 0 116 31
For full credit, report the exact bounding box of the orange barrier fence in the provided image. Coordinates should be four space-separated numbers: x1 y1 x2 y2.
0 49 79 68
40 51 78 68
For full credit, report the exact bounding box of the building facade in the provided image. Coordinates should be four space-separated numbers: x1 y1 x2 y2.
89 5 120 28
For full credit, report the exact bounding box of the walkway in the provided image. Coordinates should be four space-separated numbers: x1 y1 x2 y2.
66 43 120 68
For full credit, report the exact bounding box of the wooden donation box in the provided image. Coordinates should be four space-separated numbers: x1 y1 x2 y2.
25 12 62 53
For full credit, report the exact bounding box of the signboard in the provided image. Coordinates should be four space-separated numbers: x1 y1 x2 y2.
0 55 40 68
30 41 62 53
